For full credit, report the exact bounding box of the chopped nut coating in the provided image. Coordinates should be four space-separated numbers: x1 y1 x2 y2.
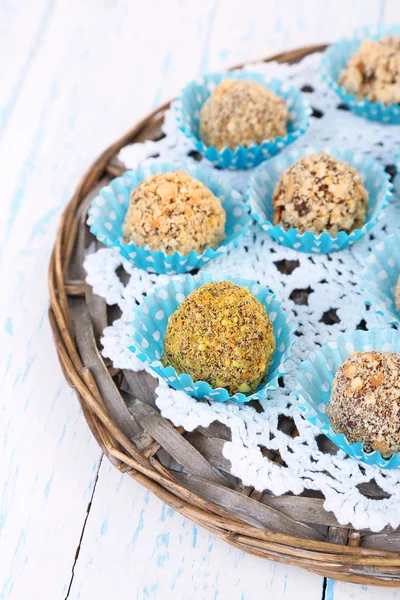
272 152 368 236
162 281 276 395
327 351 400 456
199 79 289 150
339 36 400 105
124 170 226 255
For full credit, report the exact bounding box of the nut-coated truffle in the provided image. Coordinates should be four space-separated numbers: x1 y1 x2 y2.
162 281 276 395
199 78 289 150
272 152 368 236
123 170 226 255
327 351 400 456
339 36 400 105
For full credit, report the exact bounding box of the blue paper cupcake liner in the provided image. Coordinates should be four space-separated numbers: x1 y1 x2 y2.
175 71 311 170
87 162 251 274
360 232 400 326
246 145 392 253
321 24 400 124
295 329 400 469
128 272 295 403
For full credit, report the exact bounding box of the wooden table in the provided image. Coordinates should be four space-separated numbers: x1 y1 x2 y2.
1 1 399 598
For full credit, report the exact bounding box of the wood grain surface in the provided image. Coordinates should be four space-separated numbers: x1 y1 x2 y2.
1 1 400 598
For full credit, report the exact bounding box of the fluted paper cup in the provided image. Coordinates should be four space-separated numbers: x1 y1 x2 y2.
87 162 251 274
295 329 400 469
128 272 295 403
175 70 311 169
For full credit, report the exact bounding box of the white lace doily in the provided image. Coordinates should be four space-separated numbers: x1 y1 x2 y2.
84 53 400 532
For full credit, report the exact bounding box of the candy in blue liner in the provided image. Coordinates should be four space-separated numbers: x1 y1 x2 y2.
87 162 251 275
361 232 400 326
246 145 392 253
321 24 400 124
295 329 400 469
175 71 311 170
128 272 295 403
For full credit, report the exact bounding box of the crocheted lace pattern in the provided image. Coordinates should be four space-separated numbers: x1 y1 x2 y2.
85 53 400 531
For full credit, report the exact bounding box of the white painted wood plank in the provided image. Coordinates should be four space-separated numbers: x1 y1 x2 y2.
382 0 400 23
205 0 383 71
0 0 216 249
327 578 400 599
69 459 323 600
0 0 55 133
0 3 109 595
0 322 102 598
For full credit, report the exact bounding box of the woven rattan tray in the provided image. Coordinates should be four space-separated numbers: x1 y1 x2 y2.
48 45 400 587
